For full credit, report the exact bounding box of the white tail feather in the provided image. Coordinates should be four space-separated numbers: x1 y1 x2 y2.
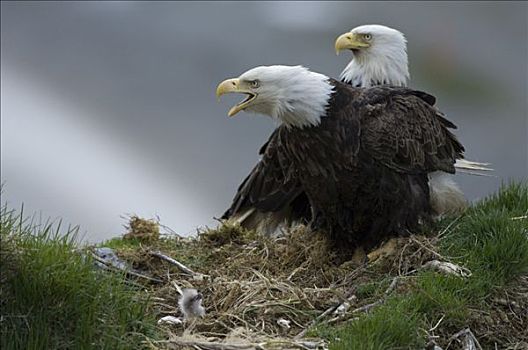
455 159 493 171
456 169 497 177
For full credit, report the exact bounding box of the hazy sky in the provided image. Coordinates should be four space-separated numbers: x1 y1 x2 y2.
1 2 527 242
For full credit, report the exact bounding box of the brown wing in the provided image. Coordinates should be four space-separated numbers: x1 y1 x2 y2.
358 87 464 174
221 129 302 219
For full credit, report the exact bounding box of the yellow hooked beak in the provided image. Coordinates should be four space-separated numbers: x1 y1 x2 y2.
216 78 257 117
335 32 370 55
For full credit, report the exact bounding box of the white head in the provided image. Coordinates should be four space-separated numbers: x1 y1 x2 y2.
334 24 409 87
216 65 334 129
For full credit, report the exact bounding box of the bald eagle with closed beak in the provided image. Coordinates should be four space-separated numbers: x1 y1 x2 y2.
335 24 492 215
217 65 464 248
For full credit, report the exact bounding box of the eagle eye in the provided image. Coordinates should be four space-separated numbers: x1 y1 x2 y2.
250 80 260 88
364 33 372 41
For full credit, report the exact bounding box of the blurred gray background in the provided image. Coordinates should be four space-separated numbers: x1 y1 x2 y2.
1 1 527 242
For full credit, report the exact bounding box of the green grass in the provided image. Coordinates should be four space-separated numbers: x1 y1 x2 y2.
103 236 146 250
0 205 159 350
314 181 528 350
355 280 385 299
316 298 425 350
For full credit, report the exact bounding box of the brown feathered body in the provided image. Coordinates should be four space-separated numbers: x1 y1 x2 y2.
223 80 464 247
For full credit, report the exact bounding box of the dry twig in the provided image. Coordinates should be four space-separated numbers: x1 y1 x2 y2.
350 276 399 314
157 337 326 350
150 251 205 279
447 328 483 350
295 277 399 339
421 260 472 278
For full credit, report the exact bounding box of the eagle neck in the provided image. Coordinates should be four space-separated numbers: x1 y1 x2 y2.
274 76 335 129
339 51 409 87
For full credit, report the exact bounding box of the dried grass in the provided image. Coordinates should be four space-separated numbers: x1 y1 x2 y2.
123 215 160 242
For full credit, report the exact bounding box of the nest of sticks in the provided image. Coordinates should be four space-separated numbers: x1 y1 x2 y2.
107 218 459 349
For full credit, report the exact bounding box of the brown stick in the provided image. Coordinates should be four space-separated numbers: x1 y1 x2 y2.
350 276 399 313
149 250 204 278
294 291 356 340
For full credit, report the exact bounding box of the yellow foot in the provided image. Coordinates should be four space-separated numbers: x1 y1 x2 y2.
350 246 367 265
367 238 400 262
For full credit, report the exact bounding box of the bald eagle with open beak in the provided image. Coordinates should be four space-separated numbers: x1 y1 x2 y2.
217 65 464 248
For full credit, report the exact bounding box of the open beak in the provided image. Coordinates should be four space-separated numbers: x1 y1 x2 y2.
216 78 257 117
335 33 370 55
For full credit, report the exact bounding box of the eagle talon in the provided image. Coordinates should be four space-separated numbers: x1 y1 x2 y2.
367 238 400 262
